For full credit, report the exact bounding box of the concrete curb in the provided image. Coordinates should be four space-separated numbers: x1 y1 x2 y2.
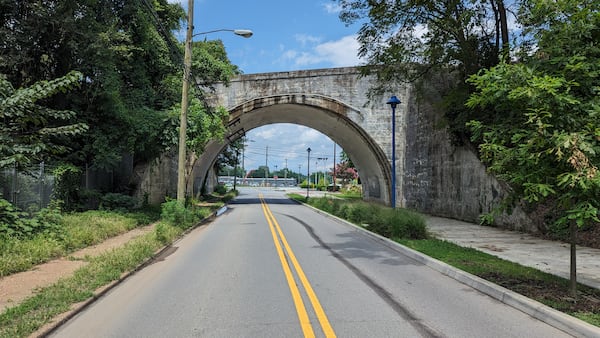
299 201 600 338
35 207 227 338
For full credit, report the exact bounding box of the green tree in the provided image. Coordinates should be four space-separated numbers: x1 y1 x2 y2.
0 0 185 172
466 0 600 297
217 138 243 176
160 40 240 193
339 151 355 169
335 0 510 142
249 166 270 179
0 71 88 168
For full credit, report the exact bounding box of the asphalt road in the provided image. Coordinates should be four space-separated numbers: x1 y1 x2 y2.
51 187 572 337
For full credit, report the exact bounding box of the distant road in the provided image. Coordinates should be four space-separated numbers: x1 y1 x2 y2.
51 187 570 337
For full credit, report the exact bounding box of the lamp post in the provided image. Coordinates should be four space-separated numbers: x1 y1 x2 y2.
233 148 239 191
386 95 401 208
242 138 254 184
176 19 253 203
193 29 253 38
306 147 311 199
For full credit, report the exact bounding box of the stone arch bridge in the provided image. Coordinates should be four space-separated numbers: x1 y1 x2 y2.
140 67 531 229
199 67 405 206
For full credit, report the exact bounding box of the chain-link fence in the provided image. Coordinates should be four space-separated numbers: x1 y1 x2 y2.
0 163 55 212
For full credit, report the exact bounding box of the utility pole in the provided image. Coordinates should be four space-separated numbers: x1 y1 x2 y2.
317 157 328 187
177 0 194 203
333 143 337 191
284 159 288 179
264 145 268 186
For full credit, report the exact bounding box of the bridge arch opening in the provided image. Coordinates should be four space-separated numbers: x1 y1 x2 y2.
194 94 392 205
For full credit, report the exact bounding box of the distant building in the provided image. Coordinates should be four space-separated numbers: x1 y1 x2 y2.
217 176 297 187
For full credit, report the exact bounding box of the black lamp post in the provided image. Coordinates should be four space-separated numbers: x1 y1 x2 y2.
386 95 401 208
233 148 239 191
306 147 311 199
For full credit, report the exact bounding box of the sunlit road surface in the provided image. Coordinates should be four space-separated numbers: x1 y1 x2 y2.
51 187 571 337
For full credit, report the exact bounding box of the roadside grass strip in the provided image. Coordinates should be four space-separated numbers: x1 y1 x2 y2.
0 196 226 337
0 210 159 277
398 239 600 327
0 228 175 338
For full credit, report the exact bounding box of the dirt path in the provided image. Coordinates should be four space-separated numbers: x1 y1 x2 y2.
0 224 155 312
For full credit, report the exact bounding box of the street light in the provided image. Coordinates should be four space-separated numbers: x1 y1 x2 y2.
233 148 239 191
176 0 253 203
193 29 253 38
242 138 254 184
386 95 401 208
306 147 311 199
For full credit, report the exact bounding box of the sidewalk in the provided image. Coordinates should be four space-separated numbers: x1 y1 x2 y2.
426 215 600 290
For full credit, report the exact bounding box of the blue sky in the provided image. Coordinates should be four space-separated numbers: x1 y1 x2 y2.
169 0 364 175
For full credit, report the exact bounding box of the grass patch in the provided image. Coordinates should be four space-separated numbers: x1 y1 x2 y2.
0 199 224 337
0 209 159 277
338 191 362 200
289 194 427 240
60 211 140 250
398 239 600 326
0 228 177 338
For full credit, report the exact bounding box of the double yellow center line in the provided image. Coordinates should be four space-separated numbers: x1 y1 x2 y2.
259 194 336 338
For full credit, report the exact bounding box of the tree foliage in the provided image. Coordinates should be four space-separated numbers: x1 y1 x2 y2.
217 137 243 175
0 0 185 170
466 0 600 296
467 0 600 227
160 40 240 188
335 0 511 142
335 0 508 84
334 151 359 185
0 71 88 168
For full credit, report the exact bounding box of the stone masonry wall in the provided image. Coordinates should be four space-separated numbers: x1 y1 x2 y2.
135 67 535 231
401 78 535 231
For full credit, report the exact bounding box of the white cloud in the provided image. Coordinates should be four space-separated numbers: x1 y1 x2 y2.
281 49 298 60
322 2 342 14
243 124 337 172
278 34 362 69
295 34 322 47
312 35 362 67
300 128 322 142
253 127 278 140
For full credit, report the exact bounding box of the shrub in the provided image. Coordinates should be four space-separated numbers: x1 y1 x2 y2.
214 184 227 195
0 199 63 239
100 193 138 212
161 199 215 230
161 199 192 228
303 196 427 240
154 222 170 245
337 204 350 219
52 164 82 211
222 191 238 203
347 203 377 224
